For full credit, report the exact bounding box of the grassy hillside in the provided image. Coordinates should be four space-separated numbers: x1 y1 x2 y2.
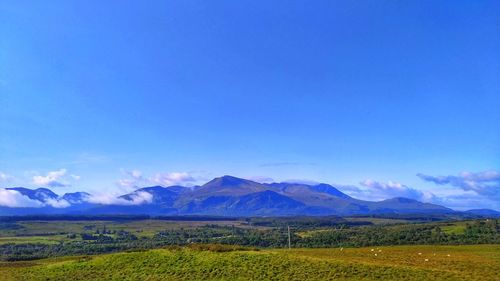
2 244 499 281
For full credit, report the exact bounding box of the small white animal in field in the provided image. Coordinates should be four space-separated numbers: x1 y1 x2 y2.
447 254 451 257
374 253 378 256
424 259 429 262
378 250 382 252
340 248 343 251
371 249 374 252
418 253 422 255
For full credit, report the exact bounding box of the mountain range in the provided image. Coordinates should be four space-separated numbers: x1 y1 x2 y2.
1 175 498 217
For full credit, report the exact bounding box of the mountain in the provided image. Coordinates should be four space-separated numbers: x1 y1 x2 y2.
309 184 352 199
464 209 500 218
180 190 306 216
6 187 59 202
120 186 179 205
369 197 453 214
0 176 465 217
229 190 306 216
62 192 90 204
194 176 267 197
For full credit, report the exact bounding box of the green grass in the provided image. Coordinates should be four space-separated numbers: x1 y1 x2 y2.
0 235 75 245
1 245 498 281
344 217 412 225
441 222 467 234
0 220 250 241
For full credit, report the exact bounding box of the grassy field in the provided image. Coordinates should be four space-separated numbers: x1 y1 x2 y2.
440 221 468 235
0 234 73 245
0 219 252 241
1 244 498 281
344 217 412 225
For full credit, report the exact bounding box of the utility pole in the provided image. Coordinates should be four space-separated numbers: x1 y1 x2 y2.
287 225 291 249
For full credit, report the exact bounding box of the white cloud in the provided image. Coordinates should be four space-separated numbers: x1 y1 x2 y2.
30 169 80 188
417 170 500 198
151 172 195 186
85 193 122 205
124 191 153 205
128 170 143 180
86 191 153 206
44 198 71 208
0 188 70 208
117 178 138 189
33 169 74 187
359 179 427 201
0 172 13 183
427 191 500 211
0 189 43 208
117 170 198 189
334 184 367 198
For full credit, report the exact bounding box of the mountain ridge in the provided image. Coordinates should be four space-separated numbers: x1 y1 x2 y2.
1 175 496 217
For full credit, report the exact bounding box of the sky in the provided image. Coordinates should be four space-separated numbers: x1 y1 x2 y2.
1 1 499 210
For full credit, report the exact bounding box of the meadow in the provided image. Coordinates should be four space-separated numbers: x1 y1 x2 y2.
0 219 253 242
1 244 498 281
0 216 498 280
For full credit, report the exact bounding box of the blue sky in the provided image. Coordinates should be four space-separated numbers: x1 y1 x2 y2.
1 1 499 210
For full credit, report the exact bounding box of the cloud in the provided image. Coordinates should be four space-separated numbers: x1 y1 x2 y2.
86 191 153 206
117 179 139 189
123 191 153 205
128 170 143 180
0 188 70 208
0 189 43 208
151 172 195 186
0 172 13 183
359 179 426 201
334 184 367 198
117 170 198 189
417 171 500 198
427 191 500 211
44 198 71 208
85 193 123 205
32 169 78 187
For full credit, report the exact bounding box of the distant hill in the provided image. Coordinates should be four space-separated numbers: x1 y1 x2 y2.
464 209 500 218
6 187 59 202
62 192 90 204
0 175 468 217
